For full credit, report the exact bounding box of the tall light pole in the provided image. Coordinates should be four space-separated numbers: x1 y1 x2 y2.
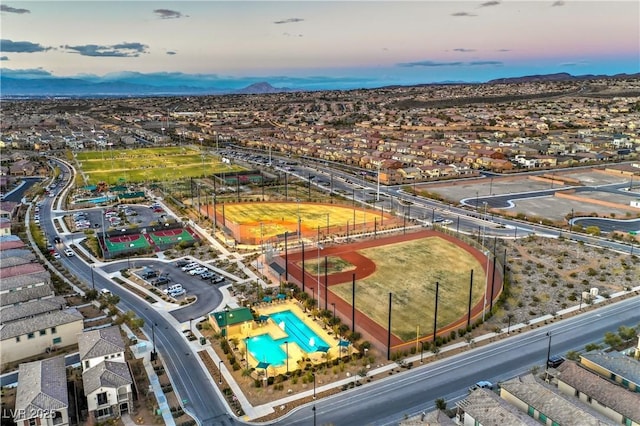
312 405 316 426
224 307 230 340
91 265 95 289
218 360 223 384
284 341 289 374
317 244 323 310
312 373 316 399
546 332 552 371
482 251 490 322
331 302 336 322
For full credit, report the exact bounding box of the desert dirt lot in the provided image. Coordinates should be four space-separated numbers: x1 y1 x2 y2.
422 168 639 224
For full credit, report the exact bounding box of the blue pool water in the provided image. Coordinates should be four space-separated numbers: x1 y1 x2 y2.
88 195 116 204
247 310 330 367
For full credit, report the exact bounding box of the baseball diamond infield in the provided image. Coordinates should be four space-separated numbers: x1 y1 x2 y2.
280 230 503 354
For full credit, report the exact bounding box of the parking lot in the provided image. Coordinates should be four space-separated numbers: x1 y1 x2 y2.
66 203 172 233
131 257 227 302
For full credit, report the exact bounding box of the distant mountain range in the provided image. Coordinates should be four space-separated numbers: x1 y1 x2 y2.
487 72 640 84
1 72 638 99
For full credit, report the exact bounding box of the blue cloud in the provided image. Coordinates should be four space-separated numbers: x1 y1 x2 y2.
453 48 476 53
166 51 177 55
0 67 53 78
64 42 148 57
469 61 503 66
0 56 8 61
397 60 464 68
479 1 500 7
1 39 51 53
1 4 30 14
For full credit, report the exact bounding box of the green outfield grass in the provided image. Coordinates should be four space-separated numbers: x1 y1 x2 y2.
330 236 486 341
73 147 244 184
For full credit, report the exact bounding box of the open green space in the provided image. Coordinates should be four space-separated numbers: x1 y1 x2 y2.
302 256 355 275
74 147 244 184
331 237 485 341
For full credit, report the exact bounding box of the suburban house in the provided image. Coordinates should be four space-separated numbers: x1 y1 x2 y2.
579 350 640 392
556 361 640 426
209 306 254 337
13 355 69 426
0 218 11 236
78 326 133 421
0 299 84 364
456 388 539 426
499 374 612 425
0 271 55 309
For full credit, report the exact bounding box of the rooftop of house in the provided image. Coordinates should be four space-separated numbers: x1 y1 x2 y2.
0 253 36 266
557 361 640 423
0 262 46 279
0 248 34 260
14 355 68 421
457 388 539 426
0 307 83 340
0 271 50 292
0 284 54 307
82 360 133 396
78 325 126 361
581 350 640 385
0 296 67 323
499 374 611 426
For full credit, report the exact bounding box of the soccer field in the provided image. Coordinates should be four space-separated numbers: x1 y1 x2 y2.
73 147 244 184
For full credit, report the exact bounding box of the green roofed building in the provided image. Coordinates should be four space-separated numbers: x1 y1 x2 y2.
209 307 254 337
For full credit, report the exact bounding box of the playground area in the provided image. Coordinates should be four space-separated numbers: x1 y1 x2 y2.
279 229 503 354
103 233 150 253
148 227 198 245
205 201 402 245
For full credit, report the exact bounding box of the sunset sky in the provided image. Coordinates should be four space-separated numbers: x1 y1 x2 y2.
1 1 639 90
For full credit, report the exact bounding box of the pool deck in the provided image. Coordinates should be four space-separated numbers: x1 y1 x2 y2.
235 301 353 376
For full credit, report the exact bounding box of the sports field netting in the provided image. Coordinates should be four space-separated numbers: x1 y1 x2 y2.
105 234 150 252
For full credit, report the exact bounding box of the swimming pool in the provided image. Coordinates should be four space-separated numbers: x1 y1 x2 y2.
74 195 117 204
247 310 330 367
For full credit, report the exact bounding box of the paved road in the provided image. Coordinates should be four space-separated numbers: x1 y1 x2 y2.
2 176 43 202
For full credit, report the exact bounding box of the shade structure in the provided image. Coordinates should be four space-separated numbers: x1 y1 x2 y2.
258 315 269 322
276 293 287 299
338 340 350 347
262 296 272 303
257 361 270 369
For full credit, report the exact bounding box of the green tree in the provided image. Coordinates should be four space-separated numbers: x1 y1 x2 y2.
565 350 580 361
604 331 623 348
618 326 637 342
584 226 601 236
435 398 447 410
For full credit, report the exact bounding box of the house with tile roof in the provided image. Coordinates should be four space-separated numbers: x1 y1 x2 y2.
556 361 640 426
13 355 69 426
456 388 539 426
579 350 640 393
1 304 84 365
78 325 133 421
499 374 612 425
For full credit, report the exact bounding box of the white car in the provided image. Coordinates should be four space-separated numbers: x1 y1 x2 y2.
189 267 208 276
181 262 199 272
168 289 186 298
163 284 183 294
64 248 75 257
53 252 61 259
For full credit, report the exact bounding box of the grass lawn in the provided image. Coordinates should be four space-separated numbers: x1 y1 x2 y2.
219 202 383 239
302 256 356 275
330 237 485 341
74 147 244 184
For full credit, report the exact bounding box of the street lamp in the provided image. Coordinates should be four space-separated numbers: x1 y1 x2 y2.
331 302 336 322
91 265 95 289
284 341 289 374
482 251 490 322
312 373 316 399
546 332 552 370
245 337 250 370
317 244 323 310
312 405 316 426
218 360 224 384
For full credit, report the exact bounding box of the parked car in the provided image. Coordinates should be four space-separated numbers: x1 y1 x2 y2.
64 248 75 257
168 289 186 298
469 381 493 392
174 259 191 267
141 270 159 280
152 276 171 286
211 275 225 284
189 267 208 276
181 262 199 272
53 252 61 259
200 271 215 280
100 289 112 296
163 284 183 294
547 355 565 369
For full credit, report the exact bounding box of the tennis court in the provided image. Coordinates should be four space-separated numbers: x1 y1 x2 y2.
149 227 198 245
104 233 150 252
